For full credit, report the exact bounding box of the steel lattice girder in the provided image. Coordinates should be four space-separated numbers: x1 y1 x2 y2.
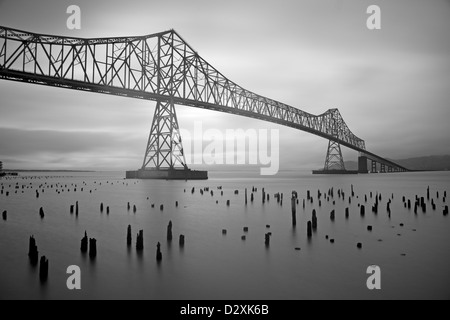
324 140 346 171
0 26 409 172
142 99 187 170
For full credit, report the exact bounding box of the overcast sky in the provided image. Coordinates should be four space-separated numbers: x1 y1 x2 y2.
0 0 449 171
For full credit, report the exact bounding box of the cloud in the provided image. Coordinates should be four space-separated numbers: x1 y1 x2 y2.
0 127 143 169
0 128 121 154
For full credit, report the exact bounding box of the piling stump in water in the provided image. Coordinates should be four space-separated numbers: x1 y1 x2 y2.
291 197 297 226
167 221 173 241
307 221 312 238
81 231 88 253
127 225 132 247
135 230 144 251
89 238 97 259
312 210 317 230
265 233 270 247
179 235 185 247
39 256 49 282
28 236 39 266
156 242 162 262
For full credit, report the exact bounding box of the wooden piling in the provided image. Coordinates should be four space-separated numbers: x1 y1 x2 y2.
136 230 144 251
89 238 97 259
312 210 317 230
265 233 270 247
81 231 88 253
39 256 49 282
28 236 39 265
179 235 185 247
291 197 296 226
307 221 312 238
127 225 132 247
156 242 162 261
167 221 173 241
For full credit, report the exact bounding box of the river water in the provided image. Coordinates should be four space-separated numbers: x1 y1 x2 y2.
0 170 449 300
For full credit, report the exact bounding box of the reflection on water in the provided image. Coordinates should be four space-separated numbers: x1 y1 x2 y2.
0 171 449 300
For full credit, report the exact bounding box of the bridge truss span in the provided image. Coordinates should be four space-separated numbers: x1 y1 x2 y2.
0 26 409 174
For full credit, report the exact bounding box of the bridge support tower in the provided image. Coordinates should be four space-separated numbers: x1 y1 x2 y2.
313 140 358 174
126 100 208 180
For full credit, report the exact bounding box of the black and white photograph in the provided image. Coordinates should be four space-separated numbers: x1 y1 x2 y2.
0 0 449 305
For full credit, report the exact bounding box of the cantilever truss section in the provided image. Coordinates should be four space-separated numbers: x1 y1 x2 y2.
0 26 365 151
142 100 187 170
0 26 410 172
324 140 346 171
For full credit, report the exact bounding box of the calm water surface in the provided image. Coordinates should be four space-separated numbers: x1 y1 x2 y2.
0 170 449 300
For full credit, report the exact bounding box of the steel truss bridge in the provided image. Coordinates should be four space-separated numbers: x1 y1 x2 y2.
0 26 409 174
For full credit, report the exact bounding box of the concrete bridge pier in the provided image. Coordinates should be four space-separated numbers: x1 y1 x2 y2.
358 156 369 174
371 160 378 173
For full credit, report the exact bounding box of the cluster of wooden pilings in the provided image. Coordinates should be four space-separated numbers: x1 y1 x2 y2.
2 174 449 285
